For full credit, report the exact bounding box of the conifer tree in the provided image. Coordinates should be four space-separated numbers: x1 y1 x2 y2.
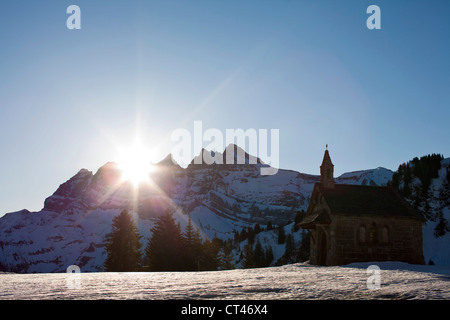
253 240 264 268
264 246 274 266
434 218 450 238
293 210 305 232
402 164 412 197
145 211 184 271
247 227 255 243
200 238 220 271
104 209 143 272
182 214 203 270
446 167 450 184
278 226 286 244
284 234 294 257
297 230 310 262
242 240 255 269
239 228 248 242
218 240 235 270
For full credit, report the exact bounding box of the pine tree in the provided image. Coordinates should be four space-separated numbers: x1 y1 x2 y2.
264 246 274 266
104 209 143 272
200 238 220 271
218 240 235 270
233 230 240 244
239 228 248 242
247 227 255 243
145 211 184 271
293 210 305 232
182 214 203 270
277 226 286 244
297 230 310 262
253 240 264 268
434 218 450 237
242 241 255 269
446 167 450 184
390 171 400 189
403 164 412 197
284 234 294 258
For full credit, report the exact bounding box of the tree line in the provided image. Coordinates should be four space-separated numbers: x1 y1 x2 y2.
388 153 449 238
389 153 444 200
103 209 230 272
103 209 309 272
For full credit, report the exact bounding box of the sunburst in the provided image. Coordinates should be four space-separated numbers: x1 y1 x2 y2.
117 139 156 187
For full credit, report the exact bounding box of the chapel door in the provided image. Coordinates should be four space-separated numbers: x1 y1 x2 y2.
317 228 327 266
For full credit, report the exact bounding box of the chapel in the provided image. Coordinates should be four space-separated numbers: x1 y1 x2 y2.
299 148 425 266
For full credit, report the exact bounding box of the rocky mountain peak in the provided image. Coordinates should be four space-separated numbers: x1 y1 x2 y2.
188 144 265 168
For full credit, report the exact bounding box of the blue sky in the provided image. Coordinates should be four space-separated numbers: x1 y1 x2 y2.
0 0 449 215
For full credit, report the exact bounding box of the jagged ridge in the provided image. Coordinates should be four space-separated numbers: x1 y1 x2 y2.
4 147 448 272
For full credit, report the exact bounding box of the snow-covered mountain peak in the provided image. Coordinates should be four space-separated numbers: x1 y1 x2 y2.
336 167 393 186
155 154 181 168
1 152 448 273
76 168 93 176
222 143 264 165
188 144 265 167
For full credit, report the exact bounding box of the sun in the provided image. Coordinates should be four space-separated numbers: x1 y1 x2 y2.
117 140 156 186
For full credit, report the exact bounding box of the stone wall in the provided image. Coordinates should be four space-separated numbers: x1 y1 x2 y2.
328 214 424 265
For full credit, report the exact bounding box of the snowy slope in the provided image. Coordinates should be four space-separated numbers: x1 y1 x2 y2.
0 147 447 273
336 167 393 186
419 158 450 265
1 262 449 300
423 208 450 265
0 145 316 273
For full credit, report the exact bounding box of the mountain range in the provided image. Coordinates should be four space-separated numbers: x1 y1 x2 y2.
0 144 448 273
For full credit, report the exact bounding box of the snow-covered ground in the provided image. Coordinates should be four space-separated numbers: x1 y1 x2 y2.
1 262 449 300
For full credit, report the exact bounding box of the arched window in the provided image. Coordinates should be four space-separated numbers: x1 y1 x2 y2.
381 226 389 244
359 225 366 243
369 223 378 243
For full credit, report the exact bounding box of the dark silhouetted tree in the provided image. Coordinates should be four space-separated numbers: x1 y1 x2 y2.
247 227 255 243
182 214 203 271
104 209 143 272
434 218 450 238
265 246 274 266
293 210 305 232
218 240 235 270
145 211 184 271
253 240 264 268
284 234 294 257
242 241 255 269
278 226 286 244
201 237 220 271
297 230 310 262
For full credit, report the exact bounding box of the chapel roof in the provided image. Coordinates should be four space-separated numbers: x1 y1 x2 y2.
314 183 424 220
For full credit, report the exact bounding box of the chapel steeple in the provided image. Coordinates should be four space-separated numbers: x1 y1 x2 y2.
320 145 335 188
